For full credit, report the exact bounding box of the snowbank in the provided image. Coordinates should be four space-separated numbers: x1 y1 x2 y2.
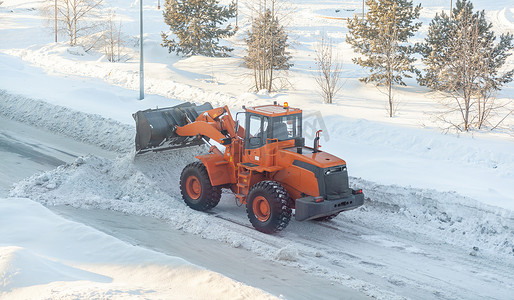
11 152 513 260
0 90 133 153
0 198 277 299
351 178 514 258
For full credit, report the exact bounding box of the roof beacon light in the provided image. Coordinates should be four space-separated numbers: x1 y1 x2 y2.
283 102 289 109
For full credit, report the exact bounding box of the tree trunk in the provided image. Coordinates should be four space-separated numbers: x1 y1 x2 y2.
388 82 393 117
268 1 275 91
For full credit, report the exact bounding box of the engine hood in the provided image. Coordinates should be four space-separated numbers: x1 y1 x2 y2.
280 147 346 169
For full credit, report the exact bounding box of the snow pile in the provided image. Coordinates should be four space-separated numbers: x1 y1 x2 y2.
10 150 253 246
10 150 278 251
0 246 111 290
0 198 277 299
11 152 196 217
0 90 133 153
348 178 514 258
275 245 300 262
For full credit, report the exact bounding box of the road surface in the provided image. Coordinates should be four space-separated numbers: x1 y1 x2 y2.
0 115 370 299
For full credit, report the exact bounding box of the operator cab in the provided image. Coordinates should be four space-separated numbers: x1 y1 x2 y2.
244 103 302 149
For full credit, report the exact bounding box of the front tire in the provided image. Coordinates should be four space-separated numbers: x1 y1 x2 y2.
246 181 292 234
180 162 221 211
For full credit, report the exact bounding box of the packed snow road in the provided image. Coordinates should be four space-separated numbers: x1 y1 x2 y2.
51 205 369 300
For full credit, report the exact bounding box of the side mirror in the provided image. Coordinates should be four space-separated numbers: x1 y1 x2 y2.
234 120 239 135
313 130 322 153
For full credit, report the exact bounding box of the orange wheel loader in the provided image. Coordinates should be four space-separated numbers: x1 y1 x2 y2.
133 102 364 233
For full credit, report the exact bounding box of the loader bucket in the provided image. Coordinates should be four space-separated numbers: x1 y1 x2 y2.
133 102 213 153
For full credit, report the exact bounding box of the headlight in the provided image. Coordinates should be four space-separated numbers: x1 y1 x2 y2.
324 166 346 175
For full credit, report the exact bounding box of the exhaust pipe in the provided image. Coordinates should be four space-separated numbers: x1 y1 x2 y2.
133 102 213 153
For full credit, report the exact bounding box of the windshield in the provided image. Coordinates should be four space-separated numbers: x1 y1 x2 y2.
271 114 302 141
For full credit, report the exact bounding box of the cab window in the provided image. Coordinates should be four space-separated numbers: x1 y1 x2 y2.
246 114 270 149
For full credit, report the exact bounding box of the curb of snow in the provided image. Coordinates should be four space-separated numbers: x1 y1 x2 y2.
0 89 133 153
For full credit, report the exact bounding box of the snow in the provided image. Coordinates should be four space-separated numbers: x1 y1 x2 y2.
1 0 514 298
0 198 276 299
7 141 514 298
0 90 134 152
9 150 513 260
275 246 300 262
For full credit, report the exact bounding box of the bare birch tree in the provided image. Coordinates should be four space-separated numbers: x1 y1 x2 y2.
102 10 124 62
40 0 103 46
314 36 343 104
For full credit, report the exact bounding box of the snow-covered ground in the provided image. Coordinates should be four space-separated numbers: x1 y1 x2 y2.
1 0 513 299
0 198 277 299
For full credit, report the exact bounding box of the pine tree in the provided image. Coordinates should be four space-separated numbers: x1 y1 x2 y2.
244 4 292 92
161 0 237 57
347 0 421 117
418 0 514 131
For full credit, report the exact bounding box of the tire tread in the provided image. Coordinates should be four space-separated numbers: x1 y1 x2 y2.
180 162 221 211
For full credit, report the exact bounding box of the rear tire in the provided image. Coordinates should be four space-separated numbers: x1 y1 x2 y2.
180 162 221 211
246 181 292 234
